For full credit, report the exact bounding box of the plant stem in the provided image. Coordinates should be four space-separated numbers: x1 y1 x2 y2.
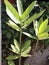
19 27 22 65
35 39 39 49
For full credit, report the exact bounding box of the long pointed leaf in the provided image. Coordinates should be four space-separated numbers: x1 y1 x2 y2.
21 40 31 52
23 32 33 38
38 32 49 40
21 1 37 20
11 44 19 54
9 48 19 54
14 39 20 51
21 54 31 57
6 55 19 60
22 10 45 28
4 0 21 24
38 18 48 34
33 20 39 36
22 14 37 28
39 17 43 27
21 46 31 54
6 20 19 31
46 25 49 32
23 32 37 39
17 0 23 16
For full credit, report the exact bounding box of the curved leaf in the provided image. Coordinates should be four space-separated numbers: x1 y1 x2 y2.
21 40 31 52
33 20 39 36
17 0 23 16
21 46 31 54
4 0 21 24
38 32 49 40
11 44 19 54
46 25 49 32
39 17 43 27
23 32 33 38
6 20 19 31
22 32 37 39
14 39 20 51
38 18 48 34
6 55 19 60
21 54 31 57
22 14 37 28
21 1 37 20
22 10 45 28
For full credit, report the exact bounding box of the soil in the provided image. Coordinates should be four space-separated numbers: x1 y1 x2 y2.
24 46 49 65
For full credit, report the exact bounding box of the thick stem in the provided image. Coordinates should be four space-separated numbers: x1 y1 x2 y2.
19 27 22 65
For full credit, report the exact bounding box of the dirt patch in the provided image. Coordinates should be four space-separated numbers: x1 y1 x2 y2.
24 46 49 65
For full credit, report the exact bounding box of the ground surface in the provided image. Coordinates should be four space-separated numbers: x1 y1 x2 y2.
24 46 49 65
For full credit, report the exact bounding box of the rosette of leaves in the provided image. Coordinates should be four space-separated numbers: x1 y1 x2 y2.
33 17 49 40
6 39 31 60
4 0 45 34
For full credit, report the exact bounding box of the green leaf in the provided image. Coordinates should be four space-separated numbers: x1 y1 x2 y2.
14 39 20 51
23 32 33 38
22 10 45 28
21 1 37 20
11 44 19 54
21 46 31 54
36 9 45 19
21 40 31 52
6 55 19 60
6 20 19 31
22 14 37 28
4 0 21 24
17 0 23 16
22 32 37 39
39 17 43 27
8 60 15 65
46 25 49 32
33 20 39 36
21 54 31 57
38 18 48 34
38 32 49 40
